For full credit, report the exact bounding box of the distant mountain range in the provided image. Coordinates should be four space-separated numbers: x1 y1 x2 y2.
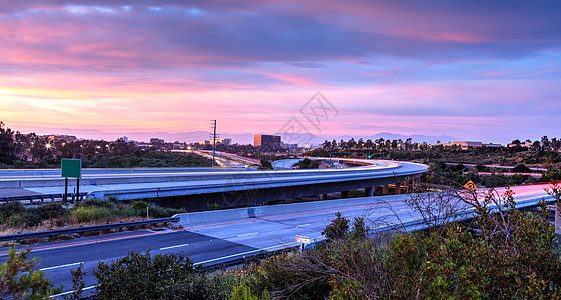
39 128 457 145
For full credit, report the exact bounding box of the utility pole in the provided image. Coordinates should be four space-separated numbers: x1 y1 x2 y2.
211 120 217 167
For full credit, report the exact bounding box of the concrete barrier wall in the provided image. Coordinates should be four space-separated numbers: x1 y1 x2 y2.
174 194 411 225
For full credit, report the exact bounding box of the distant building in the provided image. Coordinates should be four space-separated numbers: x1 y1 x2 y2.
216 138 231 145
42 134 77 142
508 142 533 148
281 142 298 150
199 138 231 145
254 134 281 152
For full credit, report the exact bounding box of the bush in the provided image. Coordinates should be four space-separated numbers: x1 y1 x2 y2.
93 250 199 299
229 284 259 300
322 212 350 240
37 203 68 220
0 246 61 298
132 200 149 211
513 163 531 173
0 201 25 223
247 251 331 299
6 211 42 227
71 207 110 222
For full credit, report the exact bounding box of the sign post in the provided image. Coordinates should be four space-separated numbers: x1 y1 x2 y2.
296 235 311 251
61 159 82 201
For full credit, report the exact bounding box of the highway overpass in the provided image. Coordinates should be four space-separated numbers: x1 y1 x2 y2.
0 159 428 210
2 183 553 297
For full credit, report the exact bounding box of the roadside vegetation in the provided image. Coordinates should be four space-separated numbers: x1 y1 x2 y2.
0 121 212 169
0 200 184 240
7 184 560 299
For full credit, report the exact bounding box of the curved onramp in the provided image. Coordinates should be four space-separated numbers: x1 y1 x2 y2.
0 159 428 210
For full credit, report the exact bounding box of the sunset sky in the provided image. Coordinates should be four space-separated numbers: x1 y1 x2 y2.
1 1 560 143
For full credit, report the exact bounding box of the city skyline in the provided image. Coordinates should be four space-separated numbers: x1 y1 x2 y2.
1 1 560 144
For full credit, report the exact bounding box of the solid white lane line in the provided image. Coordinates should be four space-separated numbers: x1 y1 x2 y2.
237 232 258 237
40 262 82 271
160 243 190 250
295 224 311 227
51 285 96 297
194 241 299 266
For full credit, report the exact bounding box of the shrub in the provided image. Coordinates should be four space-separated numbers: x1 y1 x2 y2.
132 200 149 211
322 212 349 240
229 284 259 300
247 251 331 299
0 202 25 224
76 198 116 210
148 206 184 218
93 250 199 299
71 207 109 222
37 203 68 220
513 163 531 173
160 273 237 300
6 211 42 227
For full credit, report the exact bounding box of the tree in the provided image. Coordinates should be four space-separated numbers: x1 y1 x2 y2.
259 159 273 170
298 158 319 169
0 246 61 299
541 136 550 150
0 121 16 164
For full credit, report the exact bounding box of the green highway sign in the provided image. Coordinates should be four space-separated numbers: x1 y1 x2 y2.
61 159 82 179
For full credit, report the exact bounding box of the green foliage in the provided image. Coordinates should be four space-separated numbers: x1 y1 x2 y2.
297 158 320 169
71 207 110 222
62 263 86 300
258 159 273 170
207 202 223 210
0 202 43 227
513 163 531 172
83 151 212 168
131 200 149 211
229 284 259 300
75 198 184 220
0 246 61 299
350 216 369 240
322 212 350 240
37 203 67 220
247 252 331 299
93 250 199 299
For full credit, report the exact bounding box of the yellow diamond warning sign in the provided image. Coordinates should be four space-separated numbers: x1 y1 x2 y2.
464 180 477 190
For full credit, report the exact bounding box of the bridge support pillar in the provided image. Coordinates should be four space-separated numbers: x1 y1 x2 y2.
382 185 389 194
341 191 350 198
410 180 416 193
365 187 374 197
395 182 402 195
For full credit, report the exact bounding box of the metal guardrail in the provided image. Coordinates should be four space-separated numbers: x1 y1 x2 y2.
0 192 89 204
0 217 180 242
